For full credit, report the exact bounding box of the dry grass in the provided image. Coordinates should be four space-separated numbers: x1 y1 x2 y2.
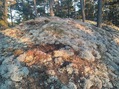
86 20 119 31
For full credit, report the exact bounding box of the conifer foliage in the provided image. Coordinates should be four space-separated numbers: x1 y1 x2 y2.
0 0 119 28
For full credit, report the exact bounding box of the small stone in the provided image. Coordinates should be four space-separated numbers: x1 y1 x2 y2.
92 50 101 59
108 82 113 88
10 66 29 82
46 70 56 76
74 69 79 74
61 82 77 89
14 49 24 56
84 79 93 89
11 72 23 82
51 86 54 89
66 67 73 74
53 49 74 59
97 43 107 54
62 86 68 89
20 67 29 77
25 55 34 63
48 76 58 83
80 50 95 61
17 53 26 62
86 76 102 89
54 57 64 65
84 66 91 73
68 82 77 89
43 57 52 63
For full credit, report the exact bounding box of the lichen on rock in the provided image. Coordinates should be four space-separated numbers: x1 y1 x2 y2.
0 17 119 89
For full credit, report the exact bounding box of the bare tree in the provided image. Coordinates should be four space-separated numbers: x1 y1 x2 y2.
97 0 102 27
80 0 85 22
49 0 54 16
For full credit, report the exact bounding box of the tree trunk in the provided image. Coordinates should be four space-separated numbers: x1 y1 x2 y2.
4 0 8 27
67 0 70 18
80 0 85 22
49 0 54 16
97 0 102 27
60 0 63 15
33 0 37 17
10 4 13 26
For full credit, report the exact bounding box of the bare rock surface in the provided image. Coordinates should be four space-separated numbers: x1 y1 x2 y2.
0 17 119 89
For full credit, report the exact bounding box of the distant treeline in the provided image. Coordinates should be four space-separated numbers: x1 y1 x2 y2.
0 0 119 29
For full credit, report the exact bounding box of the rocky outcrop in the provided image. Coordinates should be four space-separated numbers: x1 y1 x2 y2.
0 17 119 89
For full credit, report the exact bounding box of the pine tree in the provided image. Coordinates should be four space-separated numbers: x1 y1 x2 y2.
97 0 102 27
33 0 37 17
80 0 85 22
0 0 8 29
49 0 54 16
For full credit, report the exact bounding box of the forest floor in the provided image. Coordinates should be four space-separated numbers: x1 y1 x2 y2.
0 17 119 89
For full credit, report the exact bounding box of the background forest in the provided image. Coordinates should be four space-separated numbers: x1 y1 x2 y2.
0 0 119 29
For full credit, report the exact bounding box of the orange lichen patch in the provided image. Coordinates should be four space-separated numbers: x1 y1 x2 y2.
1 28 32 44
65 56 85 65
62 55 96 76
24 50 34 63
74 23 93 34
68 20 93 34
26 49 35 56
84 66 91 73
1 28 24 39
74 23 86 30
68 20 85 30
53 50 74 59
14 49 24 56
19 37 31 43
24 49 52 66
